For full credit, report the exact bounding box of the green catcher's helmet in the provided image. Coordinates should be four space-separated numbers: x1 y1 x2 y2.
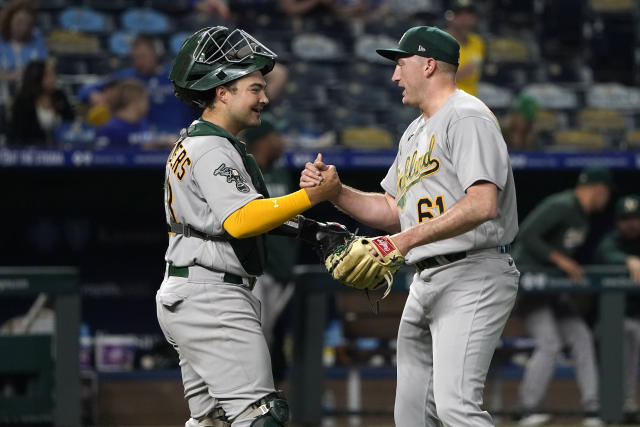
170 26 277 91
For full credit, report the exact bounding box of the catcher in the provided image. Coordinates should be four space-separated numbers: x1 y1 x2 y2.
302 26 519 427
156 26 345 427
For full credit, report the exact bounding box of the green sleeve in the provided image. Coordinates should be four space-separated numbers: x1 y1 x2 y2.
517 198 571 263
594 233 629 265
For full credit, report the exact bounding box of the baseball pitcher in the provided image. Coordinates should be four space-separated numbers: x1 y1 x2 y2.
302 26 519 427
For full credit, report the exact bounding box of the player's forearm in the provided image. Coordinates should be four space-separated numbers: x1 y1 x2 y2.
333 185 401 233
224 190 311 238
391 189 495 255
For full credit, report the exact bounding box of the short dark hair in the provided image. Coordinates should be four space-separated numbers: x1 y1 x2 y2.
0 0 35 42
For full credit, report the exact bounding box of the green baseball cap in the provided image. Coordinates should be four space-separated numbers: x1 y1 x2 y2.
376 26 460 65
615 195 640 220
577 166 614 187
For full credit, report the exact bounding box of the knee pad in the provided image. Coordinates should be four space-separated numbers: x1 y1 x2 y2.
248 394 289 426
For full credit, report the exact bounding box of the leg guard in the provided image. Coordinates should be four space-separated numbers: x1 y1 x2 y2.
241 393 289 426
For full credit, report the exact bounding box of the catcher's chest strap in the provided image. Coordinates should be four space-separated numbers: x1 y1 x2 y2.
168 222 229 241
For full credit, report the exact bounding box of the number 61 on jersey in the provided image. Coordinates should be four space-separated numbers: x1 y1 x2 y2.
417 195 445 222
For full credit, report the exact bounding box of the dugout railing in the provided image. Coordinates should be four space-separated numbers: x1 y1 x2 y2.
0 267 81 427
290 265 637 425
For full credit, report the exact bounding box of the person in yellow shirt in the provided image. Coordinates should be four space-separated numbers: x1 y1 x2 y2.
446 0 485 96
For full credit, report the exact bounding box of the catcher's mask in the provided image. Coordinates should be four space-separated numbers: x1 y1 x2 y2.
170 26 277 92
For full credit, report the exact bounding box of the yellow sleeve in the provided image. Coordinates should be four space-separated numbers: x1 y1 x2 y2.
223 189 312 238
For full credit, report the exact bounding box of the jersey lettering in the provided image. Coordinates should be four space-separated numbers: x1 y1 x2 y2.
396 134 440 209
168 139 192 181
166 181 177 223
417 195 445 223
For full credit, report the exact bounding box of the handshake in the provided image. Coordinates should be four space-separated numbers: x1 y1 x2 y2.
282 153 405 300
298 153 341 205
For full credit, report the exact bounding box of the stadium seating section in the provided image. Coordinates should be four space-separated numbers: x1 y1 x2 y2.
0 0 638 149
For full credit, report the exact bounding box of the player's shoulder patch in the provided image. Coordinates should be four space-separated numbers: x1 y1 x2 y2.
214 163 251 193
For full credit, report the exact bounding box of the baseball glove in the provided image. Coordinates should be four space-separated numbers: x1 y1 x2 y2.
325 235 405 296
295 215 353 261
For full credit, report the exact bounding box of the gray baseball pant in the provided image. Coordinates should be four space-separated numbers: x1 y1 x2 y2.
394 251 519 427
156 268 275 427
518 306 599 412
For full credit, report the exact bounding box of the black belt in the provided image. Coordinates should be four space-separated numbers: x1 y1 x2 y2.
414 244 511 271
168 265 256 288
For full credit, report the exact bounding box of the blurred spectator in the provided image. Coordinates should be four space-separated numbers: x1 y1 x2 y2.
244 120 298 385
0 0 47 86
95 79 154 149
85 79 119 128
7 59 74 146
595 194 640 423
503 92 538 150
445 0 484 96
191 0 232 20
512 167 613 427
78 35 195 137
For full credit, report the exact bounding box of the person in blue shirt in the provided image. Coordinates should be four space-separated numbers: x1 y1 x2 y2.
79 35 195 136
0 0 48 99
95 79 154 149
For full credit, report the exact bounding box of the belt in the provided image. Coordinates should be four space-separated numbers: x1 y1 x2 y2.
168 265 257 289
414 244 511 271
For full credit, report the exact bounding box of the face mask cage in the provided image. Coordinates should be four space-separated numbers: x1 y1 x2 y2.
194 27 277 66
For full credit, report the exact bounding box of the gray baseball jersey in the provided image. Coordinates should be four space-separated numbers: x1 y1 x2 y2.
380 89 518 264
164 124 263 277
158 120 275 425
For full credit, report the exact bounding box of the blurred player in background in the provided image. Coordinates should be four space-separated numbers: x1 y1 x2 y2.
595 194 640 423
245 120 297 386
513 167 612 427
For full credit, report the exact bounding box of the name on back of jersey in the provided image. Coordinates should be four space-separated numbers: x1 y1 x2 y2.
167 139 192 181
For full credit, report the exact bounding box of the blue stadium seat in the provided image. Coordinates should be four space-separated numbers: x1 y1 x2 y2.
59 7 109 33
169 32 191 56
523 83 580 110
586 84 640 112
291 33 345 61
354 34 400 65
121 8 170 35
477 83 514 111
108 32 135 57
